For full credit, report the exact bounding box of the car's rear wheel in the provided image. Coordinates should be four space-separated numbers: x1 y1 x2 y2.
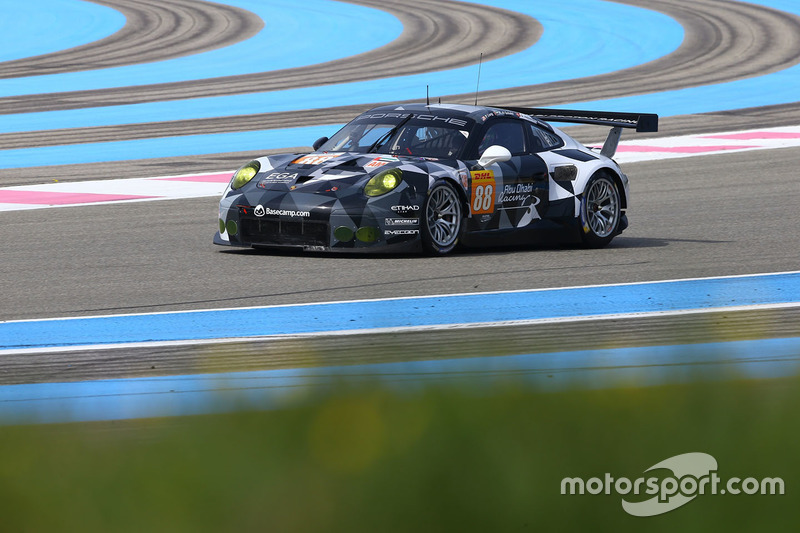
579 173 621 248
422 181 463 255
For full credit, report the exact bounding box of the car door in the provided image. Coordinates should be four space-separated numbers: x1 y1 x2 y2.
468 118 549 231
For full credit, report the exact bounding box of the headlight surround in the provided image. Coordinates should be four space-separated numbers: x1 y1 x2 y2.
364 168 402 197
231 160 261 189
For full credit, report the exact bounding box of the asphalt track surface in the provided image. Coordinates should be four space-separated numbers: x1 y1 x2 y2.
4 145 799 320
2 0 800 384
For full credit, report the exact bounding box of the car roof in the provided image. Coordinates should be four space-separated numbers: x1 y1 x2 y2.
363 103 554 131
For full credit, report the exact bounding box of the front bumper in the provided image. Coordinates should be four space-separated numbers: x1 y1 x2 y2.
214 198 424 253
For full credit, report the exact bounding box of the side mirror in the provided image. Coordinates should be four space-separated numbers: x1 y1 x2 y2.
312 137 329 151
478 145 512 167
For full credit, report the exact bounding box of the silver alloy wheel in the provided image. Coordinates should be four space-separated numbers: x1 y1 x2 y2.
585 176 620 238
426 185 462 247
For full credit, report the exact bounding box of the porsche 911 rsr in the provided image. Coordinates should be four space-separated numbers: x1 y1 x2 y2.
214 103 657 254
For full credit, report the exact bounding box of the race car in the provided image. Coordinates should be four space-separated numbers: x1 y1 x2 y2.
214 103 657 254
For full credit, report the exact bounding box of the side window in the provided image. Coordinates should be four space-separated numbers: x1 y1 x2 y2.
478 121 527 155
403 126 467 158
528 124 563 152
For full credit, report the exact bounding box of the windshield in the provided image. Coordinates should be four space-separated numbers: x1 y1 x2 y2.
319 114 473 159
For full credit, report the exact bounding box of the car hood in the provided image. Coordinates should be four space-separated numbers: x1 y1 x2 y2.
246 152 428 193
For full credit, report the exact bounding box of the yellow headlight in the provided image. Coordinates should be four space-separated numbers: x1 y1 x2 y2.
364 168 402 197
231 160 261 189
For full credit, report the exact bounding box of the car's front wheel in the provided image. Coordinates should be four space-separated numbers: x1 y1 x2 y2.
579 173 622 248
422 181 463 255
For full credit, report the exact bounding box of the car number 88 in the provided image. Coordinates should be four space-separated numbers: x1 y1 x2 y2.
472 184 494 214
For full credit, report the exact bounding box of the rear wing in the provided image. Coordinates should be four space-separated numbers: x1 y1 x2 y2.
499 106 658 158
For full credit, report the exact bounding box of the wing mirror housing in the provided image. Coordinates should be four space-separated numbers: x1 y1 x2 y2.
478 145 512 167
312 136 329 151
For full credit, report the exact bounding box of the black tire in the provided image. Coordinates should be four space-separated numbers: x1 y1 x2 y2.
579 173 622 248
422 181 463 255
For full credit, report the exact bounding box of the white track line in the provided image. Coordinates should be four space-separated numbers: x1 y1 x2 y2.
2 124 800 212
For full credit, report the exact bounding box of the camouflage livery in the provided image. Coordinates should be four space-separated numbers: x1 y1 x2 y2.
214 103 657 254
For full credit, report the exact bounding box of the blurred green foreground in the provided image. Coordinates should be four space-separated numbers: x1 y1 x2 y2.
0 376 797 532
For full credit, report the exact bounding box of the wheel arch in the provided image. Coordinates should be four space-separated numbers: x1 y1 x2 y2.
577 164 627 210
598 167 628 210
421 177 467 255
428 175 470 213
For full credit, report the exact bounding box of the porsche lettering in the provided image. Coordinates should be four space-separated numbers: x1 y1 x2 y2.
416 115 468 127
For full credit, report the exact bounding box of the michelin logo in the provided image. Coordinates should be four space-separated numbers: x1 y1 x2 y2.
385 218 420 226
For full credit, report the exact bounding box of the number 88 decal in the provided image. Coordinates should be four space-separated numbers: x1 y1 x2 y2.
470 170 496 214
472 184 494 212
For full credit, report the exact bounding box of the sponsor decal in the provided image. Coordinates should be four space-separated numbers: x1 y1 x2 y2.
258 172 299 188
470 170 496 215
254 205 310 218
365 155 399 169
385 218 419 226
479 110 518 122
499 182 537 204
458 170 469 189
391 205 420 215
262 172 297 182
385 229 420 236
292 153 340 165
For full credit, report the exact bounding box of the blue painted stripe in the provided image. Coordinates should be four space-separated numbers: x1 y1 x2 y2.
2 337 799 424
2 273 799 351
0 0 402 95
4 2 800 167
556 0 800 117
0 1 682 127
0 0 126 62
565 64 800 118
0 0 685 168
0 125 340 168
